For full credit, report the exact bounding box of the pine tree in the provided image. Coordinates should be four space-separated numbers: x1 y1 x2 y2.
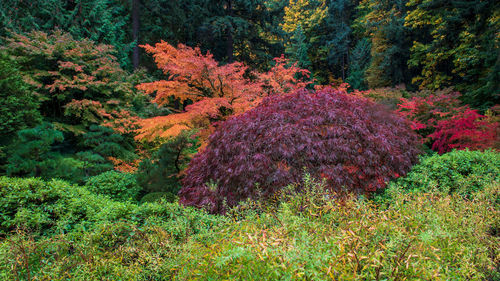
346 37 371 89
320 0 355 82
356 0 411 88
5 123 64 178
286 24 311 68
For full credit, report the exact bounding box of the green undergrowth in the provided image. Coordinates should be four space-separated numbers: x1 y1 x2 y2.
0 174 498 280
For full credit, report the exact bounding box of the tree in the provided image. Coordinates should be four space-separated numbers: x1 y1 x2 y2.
345 38 371 89
132 0 141 69
405 0 499 107
0 54 41 137
319 0 356 81
135 42 311 143
280 0 329 80
136 130 200 195
1 31 140 135
203 0 284 67
5 123 64 178
281 0 328 35
136 0 283 69
286 24 311 68
355 0 411 88
0 0 133 68
2 31 136 119
180 88 422 213
396 90 499 153
1 31 141 179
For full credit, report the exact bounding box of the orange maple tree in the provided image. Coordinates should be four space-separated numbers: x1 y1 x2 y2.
136 42 312 142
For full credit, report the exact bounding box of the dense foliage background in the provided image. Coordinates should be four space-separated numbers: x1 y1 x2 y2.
1 0 498 106
0 0 498 280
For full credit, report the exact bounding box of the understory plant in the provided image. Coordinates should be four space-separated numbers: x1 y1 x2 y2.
1 175 497 280
385 149 500 198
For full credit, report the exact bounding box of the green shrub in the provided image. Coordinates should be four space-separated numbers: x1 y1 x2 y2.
136 130 199 194
388 149 499 197
0 175 223 236
0 177 226 280
85 170 141 202
0 176 135 237
171 183 499 280
0 175 497 280
139 192 176 204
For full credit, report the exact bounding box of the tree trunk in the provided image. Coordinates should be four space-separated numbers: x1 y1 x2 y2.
226 0 234 63
342 54 345 81
132 0 141 69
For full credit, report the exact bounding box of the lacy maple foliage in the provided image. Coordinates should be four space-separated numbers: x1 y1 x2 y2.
3 31 134 104
179 88 421 213
135 42 311 142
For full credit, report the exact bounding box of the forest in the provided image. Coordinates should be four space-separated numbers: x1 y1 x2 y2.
0 0 498 280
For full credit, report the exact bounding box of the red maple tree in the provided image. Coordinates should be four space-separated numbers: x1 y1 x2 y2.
429 108 498 154
396 90 498 153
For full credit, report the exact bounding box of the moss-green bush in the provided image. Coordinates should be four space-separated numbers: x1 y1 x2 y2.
139 192 176 204
388 149 499 197
0 176 135 237
85 170 141 202
0 199 226 281
0 175 497 280
0 176 223 239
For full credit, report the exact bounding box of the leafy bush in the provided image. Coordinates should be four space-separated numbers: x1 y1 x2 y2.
136 130 200 194
180 88 422 213
3 177 496 280
429 109 498 154
0 53 40 137
0 176 134 237
172 182 499 280
0 175 497 280
139 192 177 204
0 178 225 280
350 86 407 110
388 149 500 197
0 176 222 239
85 171 141 202
397 89 464 135
397 90 499 153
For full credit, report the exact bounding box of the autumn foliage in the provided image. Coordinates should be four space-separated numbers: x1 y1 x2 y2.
1 31 140 172
1 31 140 135
429 109 498 154
396 90 499 154
179 88 422 213
135 42 311 142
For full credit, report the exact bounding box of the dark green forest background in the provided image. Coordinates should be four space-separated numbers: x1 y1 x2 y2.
2 0 498 107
